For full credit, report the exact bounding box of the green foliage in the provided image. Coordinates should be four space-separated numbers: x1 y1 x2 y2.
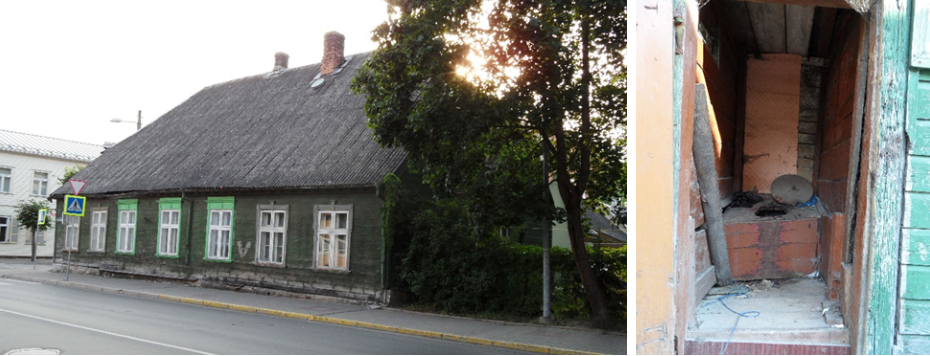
58 165 84 185
14 200 52 233
552 245 626 321
356 0 626 326
389 176 625 323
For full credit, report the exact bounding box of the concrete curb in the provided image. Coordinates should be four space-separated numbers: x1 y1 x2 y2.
0 273 604 355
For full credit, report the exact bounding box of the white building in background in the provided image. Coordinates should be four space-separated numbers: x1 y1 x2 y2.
0 130 102 257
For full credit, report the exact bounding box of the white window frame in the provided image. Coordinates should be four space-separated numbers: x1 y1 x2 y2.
117 210 137 254
32 171 48 196
314 205 352 271
89 210 107 252
0 167 11 193
256 206 287 265
0 216 9 243
64 215 79 251
207 210 232 260
158 210 180 257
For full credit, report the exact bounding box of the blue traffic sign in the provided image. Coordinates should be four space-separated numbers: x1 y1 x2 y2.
64 195 86 217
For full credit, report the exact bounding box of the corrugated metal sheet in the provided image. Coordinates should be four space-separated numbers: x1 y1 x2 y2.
0 129 104 162
50 52 407 197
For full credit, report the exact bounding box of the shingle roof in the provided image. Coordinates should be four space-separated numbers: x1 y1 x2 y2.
51 52 406 198
586 209 625 243
0 129 104 163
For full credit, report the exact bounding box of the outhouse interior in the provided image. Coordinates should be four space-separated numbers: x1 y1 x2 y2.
684 0 869 353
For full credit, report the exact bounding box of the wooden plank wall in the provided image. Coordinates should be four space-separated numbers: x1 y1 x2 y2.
898 62 930 354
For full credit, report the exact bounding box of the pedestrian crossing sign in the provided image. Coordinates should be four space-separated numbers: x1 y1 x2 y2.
64 195 86 217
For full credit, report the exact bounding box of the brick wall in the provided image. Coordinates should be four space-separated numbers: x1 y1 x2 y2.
817 14 861 213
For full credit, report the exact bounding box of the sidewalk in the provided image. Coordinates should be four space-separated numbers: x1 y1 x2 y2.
0 261 624 355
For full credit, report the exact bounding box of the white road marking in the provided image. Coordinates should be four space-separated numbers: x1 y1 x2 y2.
0 307 213 355
0 279 39 285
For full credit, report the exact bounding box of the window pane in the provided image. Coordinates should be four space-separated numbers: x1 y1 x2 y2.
221 230 230 258
260 232 270 262
318 234 330 267
32 180 39 194
128 212 136 224
169 228 178 253
337 213 347 229
336 235 347 268
210 211 219 226
222 212 231 226
275 235 284 263
261 212 272 227
320 213 332 229
275 212 285 228
162 211 170 223
171 211 179 225
0 168 9 175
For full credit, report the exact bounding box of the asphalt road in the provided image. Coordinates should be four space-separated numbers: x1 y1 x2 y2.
0 277 532 354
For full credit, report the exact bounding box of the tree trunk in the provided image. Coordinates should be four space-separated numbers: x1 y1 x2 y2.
563 190 612 329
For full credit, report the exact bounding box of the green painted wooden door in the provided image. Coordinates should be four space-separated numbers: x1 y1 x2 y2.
897 1 930 354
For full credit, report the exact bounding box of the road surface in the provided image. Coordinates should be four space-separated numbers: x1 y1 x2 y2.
0 277 532 354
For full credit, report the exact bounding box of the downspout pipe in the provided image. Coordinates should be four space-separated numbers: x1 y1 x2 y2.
183 190 193 266
375 181 389 304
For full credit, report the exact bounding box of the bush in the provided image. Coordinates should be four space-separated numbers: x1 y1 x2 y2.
393 192 626 322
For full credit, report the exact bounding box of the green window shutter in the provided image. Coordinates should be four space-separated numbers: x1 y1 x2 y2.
117 199 138 211
204 197 234 263
158 197 182 210
912 0 930 68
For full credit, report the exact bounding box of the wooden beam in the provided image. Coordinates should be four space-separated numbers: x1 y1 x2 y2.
861 0 910 353
786 5 816 56
693 83 735 286
724 0 761 56
734 0 851 9
746 2 786 53
816 8 838 58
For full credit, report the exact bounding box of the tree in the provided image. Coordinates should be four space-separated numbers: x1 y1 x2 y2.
353 0 625 327
15 200 52 261
58 165 84 185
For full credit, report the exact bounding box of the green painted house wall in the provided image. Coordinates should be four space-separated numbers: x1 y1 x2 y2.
894 1 930 354
53 188 388 302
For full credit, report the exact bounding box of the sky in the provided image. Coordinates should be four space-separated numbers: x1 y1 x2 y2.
0 0 390 146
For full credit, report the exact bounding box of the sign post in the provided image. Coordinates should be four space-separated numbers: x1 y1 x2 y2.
64 181 87 281
35 209 47 270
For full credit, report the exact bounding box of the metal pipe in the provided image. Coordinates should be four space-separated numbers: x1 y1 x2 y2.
540 144 552 324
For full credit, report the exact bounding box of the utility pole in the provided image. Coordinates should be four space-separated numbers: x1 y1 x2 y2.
540 145 552 324
136 110 142 131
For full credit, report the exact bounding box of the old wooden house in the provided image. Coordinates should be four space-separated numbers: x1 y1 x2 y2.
49 32 407 303
637 0 930 354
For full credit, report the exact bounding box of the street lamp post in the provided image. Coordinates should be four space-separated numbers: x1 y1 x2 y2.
110 110 142 131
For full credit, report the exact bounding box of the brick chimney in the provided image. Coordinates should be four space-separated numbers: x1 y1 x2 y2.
273 52 289 71
320 31 345 75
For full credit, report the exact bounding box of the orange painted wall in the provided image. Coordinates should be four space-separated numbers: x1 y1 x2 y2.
634 0 677 353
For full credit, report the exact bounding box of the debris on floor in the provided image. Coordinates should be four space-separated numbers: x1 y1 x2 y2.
729 190 765 208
